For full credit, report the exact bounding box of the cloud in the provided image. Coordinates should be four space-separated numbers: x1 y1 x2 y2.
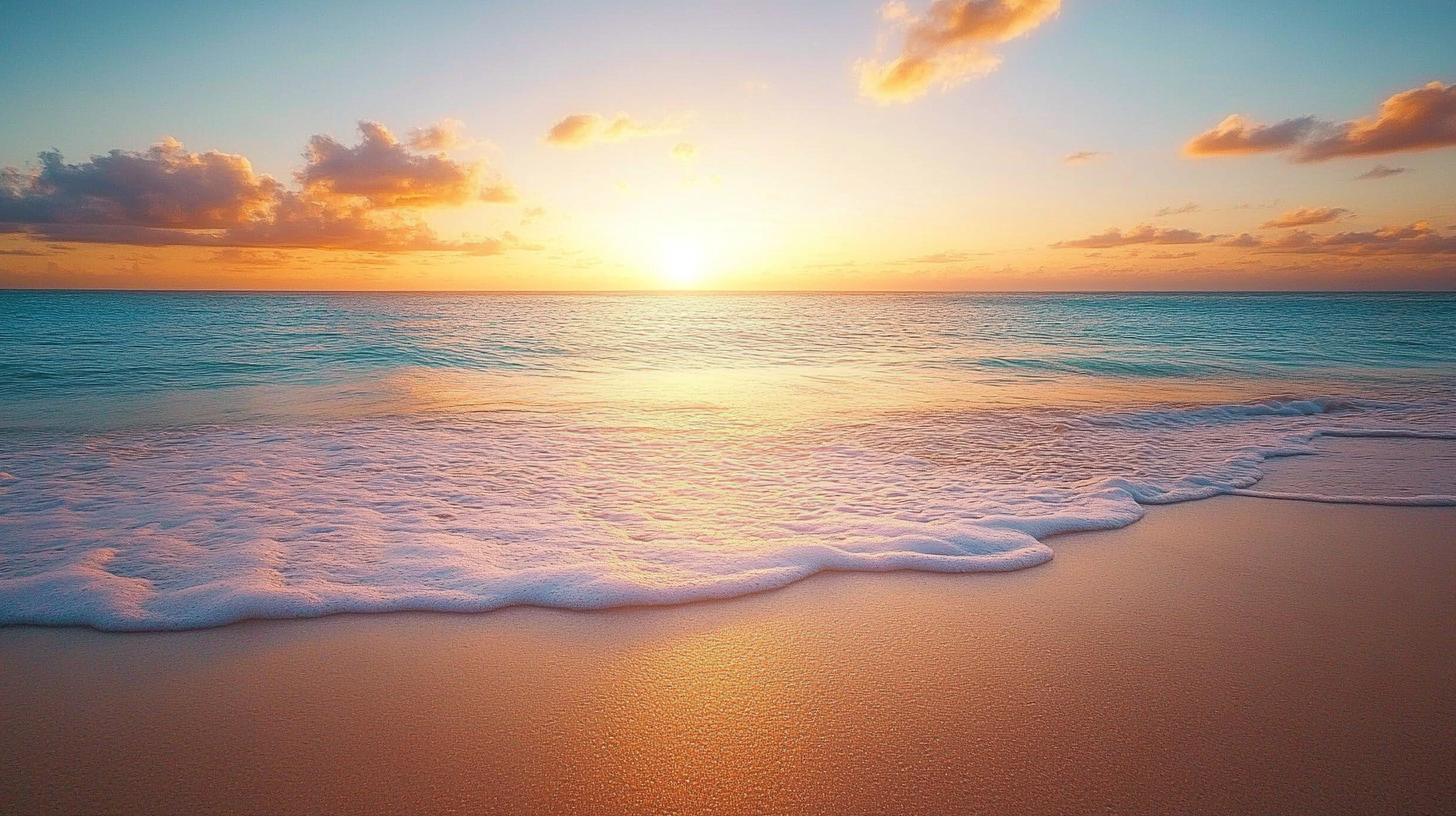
1063 150 1107 164
670 143 700 162
543 113 682 148
1051 224 1216 249
0 123 520 253
858 0 1062 103
903 251 983 263
300 121 487 208
1154 202 1201 217
1183 115 1321 157
1245 222 1456 256
1261 206 1351 229
1222 233 1262 248
208 249 292 266
1355 164 1410 181
0 137 282 228
479 184 520 204
1147 251 1199 260
1185 81 1456 162
1220 199 1282 212
407 118 469 151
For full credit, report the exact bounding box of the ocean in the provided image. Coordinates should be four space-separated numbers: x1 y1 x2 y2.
3 291 1455 630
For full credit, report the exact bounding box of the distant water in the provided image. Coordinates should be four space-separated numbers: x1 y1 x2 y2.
3 291 1455 630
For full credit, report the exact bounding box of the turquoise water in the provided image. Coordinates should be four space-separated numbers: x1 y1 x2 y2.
2 292 1455 630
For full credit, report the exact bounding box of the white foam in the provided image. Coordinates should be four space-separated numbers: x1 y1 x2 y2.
1 398 1452 631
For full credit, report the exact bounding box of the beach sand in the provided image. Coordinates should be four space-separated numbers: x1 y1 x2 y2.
3 495 1454 815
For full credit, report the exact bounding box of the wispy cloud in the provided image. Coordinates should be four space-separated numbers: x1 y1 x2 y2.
1185 81 1456 162
858 0 1062 103
1063 150 1107 164
0 122 519 253
208 249 293 266
1355 164 1410 181
1154 202 1201 217
670 143 700 162
1261 206 1351 229
543 113 682 148
1053 219 1456 257
901 250 986 263
1051 225 1216 249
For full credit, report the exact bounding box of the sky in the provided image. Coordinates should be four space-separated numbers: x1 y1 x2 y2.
1 0 1454 291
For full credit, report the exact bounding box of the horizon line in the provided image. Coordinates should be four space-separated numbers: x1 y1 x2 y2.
5 288 1456 296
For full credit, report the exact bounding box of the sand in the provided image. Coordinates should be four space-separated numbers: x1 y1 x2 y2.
3 495 1454 815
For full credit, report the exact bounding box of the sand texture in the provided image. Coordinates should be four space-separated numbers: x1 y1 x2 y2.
2 496 1454 815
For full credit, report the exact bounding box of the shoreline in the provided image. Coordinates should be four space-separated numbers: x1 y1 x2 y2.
4 495 1454 815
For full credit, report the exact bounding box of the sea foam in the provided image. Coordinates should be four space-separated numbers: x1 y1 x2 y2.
3 397 1453 631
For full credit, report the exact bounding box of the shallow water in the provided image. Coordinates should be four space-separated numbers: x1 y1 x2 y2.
3 292 1455 629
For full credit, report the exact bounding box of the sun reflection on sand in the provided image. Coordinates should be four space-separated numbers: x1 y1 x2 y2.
551 622 835 814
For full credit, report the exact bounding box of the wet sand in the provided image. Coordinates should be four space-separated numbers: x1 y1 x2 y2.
2 496 1454 815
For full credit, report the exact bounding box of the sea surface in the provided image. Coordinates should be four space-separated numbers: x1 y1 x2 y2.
3 291 1455 630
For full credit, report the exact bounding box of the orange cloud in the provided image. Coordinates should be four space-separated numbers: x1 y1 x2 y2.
1261 207 1351 229
1183 115 1320 157
300 121 486 208
1051 225 1215 249
1185 81 1456 162
0 123 519 253
543 113 682 148
858 0 1062 103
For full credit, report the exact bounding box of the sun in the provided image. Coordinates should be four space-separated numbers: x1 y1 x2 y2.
659 239 707 288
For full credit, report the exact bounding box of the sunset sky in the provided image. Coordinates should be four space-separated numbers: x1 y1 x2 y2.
1 0 1454 291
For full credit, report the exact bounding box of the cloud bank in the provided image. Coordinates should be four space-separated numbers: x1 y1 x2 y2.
1186 81 1456 162
544 113 682 148
858 0 1061 103
0 121 516 253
